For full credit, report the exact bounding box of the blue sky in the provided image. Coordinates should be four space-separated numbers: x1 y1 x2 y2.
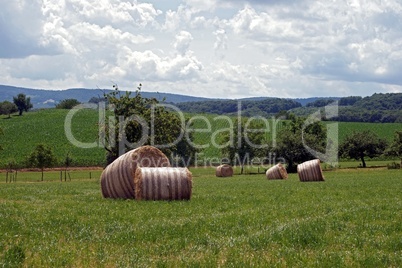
1 0 401 98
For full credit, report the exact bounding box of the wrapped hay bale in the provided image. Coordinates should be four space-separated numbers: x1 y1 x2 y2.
297 159 325 182
100 146 170 199
134 167 192 201
216 164 234 177
266 163 288 180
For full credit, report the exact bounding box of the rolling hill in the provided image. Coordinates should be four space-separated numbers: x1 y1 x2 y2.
0 84 212 108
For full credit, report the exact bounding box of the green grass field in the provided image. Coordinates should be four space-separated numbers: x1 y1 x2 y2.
0 109 105 168
0 168 401 267
0 109 401 168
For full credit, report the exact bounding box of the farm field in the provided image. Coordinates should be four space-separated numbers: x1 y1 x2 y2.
0 168 401 267
0 109 401 168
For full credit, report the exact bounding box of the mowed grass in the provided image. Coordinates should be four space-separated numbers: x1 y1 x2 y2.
0 168 401 267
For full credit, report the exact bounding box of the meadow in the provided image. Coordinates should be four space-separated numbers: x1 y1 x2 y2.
0 109 401 168
0 167 401 267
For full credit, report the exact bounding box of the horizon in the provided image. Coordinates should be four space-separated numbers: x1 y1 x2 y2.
0 83 389 101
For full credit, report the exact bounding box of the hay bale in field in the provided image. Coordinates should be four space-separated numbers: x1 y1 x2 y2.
297 159 325 182
134 167 192 201
216 164 234 177
100 146 170 199
266 163 288 180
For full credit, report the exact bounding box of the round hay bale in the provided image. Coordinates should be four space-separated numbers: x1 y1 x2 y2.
134 167 192 201
297 159 325 182
266 163 288 180
100 146 170 199
216 164 234 177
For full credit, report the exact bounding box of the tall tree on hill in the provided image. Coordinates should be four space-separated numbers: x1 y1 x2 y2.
339 130 387 168
13 93 33 115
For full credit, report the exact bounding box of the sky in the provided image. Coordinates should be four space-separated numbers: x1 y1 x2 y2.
1 0 402 99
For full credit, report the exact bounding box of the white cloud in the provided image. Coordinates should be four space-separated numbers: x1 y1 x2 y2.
173 31 194 55
0 0 401 98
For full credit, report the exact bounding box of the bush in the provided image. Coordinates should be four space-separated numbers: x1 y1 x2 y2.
56 99 81 109
387 162 401 169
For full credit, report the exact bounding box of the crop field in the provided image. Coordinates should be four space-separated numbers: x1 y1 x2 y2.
0 109 401 168
0 109 105 168
0 168 401 267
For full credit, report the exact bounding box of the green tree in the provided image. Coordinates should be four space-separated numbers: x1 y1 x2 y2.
221 119 268 174
13 93 33 115
340 130 387 168
274 114 327 173
27 144 57 181
0 101 18 118
0 127 3 151
56 99 81 109
103 84 195 165
386 131 402 165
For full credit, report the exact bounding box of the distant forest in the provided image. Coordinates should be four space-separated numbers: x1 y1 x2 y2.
176 93 402 123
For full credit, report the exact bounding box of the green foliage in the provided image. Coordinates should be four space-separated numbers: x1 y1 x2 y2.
385 131 402 168
103 84 197 165
386 131 402 158
176 98 302 116
0 126 2 151
339 96 362 106
27 144 57 181
306 98 336 107
0 101 18 118
274 114 327 172
0 169 401 266
292 93 402 123
387 162 401 169
13 93 32 116
56 99 81 109
340 130 388 168
220 118 268 173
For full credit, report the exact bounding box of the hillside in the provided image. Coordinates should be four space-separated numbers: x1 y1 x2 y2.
0 84 212 108
1 84 402 122
0 109 401 168
291 93 402 123
176 98 302 117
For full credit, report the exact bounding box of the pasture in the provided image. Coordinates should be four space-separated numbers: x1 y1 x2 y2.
1 109 401 169
0 168 401 267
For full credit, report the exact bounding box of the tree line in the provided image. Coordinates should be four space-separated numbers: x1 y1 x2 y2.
293 94 402 123
175 98 302 117
176 93 402 123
